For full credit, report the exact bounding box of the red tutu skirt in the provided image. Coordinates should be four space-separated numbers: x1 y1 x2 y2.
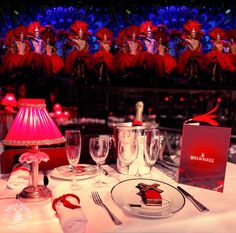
50 54 64 74
23 52 53 77
162 54 176 74
177 50 208 75
207 50 236 73
64 49 92 75
136 52 164 78
112 53 137 73
1 53 28 73
93 51 113 70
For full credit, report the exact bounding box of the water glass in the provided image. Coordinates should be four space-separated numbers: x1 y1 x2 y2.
117 128 138 174
65 130 82 189
144 129 164 176
89 137 110 187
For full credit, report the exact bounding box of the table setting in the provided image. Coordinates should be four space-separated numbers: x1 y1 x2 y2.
0 99 236 233
0 159 236 233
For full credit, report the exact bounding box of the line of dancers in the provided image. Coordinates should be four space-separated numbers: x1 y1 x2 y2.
0 20 235 83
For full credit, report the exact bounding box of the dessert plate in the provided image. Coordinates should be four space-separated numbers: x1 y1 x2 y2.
111 178 185 218
50 164 97 181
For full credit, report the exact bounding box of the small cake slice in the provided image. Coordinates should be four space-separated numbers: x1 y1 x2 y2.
136 183 163 206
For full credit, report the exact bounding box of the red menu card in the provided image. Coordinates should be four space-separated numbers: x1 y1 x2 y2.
178 124 231 192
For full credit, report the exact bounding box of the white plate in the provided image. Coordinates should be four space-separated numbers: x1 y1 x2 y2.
111 178 185 218
50 164 97 181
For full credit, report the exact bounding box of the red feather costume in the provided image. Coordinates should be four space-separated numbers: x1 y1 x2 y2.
176 20 208 77
139 21 158 36
226 29 236 68
93 27 114 71
113 28 128 74
226 29 236 53
41 25 64 75
23 21 54 78
207 27 236 73
1 28 16 74
114 25 143 74
64 21 92 76
136 21 164 78
116 28 128 52
154 28 176 74
1 26 30 74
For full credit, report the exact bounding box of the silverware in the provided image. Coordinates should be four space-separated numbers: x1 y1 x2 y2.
0 193 19 200
91 191 122 225
156 161 176 172
177 186 209 212
43 170 49 186
161 160 179 168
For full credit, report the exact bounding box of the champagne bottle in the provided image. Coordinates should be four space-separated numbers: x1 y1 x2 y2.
132 101 144 126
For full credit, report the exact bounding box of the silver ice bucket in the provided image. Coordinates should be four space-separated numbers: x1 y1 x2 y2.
109 122 158 175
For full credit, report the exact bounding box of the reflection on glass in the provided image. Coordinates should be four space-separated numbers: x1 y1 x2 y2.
65 130 81 190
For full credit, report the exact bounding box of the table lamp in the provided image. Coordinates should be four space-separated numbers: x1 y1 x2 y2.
3 98 66 202
1 93 17 112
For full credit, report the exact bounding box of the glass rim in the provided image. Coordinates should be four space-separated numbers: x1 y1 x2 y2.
65 129 81 134
89 137 110 141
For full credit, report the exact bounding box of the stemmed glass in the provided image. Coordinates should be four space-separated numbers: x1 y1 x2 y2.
65 130 82 190
144 129 164 177
117 129 138 175
89 137 110 187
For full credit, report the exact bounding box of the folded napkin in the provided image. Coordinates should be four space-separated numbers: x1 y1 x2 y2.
52 190 88 233
7 163 30 190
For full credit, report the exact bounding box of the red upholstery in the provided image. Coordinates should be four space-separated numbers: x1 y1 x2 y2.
0 147 68 174
0 134 116 174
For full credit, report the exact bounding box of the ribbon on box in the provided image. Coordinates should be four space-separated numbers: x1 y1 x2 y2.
185 105 219 126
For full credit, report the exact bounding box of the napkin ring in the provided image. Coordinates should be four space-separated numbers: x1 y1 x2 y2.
52 193 81 211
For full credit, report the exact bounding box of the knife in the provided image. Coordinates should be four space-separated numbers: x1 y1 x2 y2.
177 186 209 212
0 194 19 200
43 170 49 186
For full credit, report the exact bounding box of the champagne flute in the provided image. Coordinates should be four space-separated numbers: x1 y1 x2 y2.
89 137 110 187
144 129 164 177
65 130 82 190
117 129 138 175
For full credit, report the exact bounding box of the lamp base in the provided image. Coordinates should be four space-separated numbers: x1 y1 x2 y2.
19 185 52 202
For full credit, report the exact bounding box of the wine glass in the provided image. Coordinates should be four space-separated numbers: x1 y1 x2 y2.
65 130 82 190
144 129 164 176
117 128 138 175
89 137 110 187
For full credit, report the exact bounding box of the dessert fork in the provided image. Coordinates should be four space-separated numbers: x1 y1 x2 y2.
91 191 122 225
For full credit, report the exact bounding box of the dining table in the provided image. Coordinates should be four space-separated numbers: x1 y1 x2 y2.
0 161 236 233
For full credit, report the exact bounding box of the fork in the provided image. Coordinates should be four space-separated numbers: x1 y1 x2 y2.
91 191 122 225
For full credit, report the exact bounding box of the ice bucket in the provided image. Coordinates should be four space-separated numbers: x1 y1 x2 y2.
109 122 158 175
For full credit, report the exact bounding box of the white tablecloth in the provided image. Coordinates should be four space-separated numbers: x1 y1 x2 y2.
0 162 236 233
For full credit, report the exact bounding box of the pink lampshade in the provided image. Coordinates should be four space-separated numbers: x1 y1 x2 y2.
1 93 17 107
3 98 66 146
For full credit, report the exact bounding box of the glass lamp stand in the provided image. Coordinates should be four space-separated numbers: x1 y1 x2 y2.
18 146 52 202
